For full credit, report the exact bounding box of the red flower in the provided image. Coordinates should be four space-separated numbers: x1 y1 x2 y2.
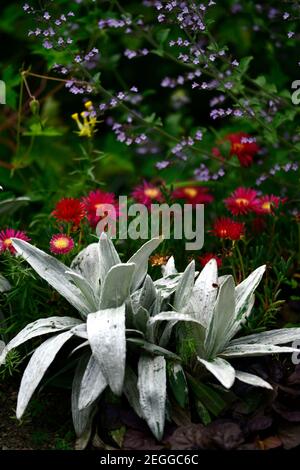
50 234 74 255
254 195 284 215
82 189 119 228
224 187 260 216
52 198 85 226
228 132 259 167
199 252 222 268
132 181 164 208
0 229 30 255
212 217 245 241
172 186 214 205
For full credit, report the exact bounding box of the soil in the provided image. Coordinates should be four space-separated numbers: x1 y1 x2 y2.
0 378 75 450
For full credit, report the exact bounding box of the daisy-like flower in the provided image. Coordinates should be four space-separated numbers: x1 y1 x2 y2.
199 252 222 268
255 195 283 215
172 186 214 205
131 181 164 208
228 132 259 167
224 187 260 215
212 217 245 241
213 132 259 167
50 234 74 255
52 198 85 226
82 189 119 228
0 229 30 255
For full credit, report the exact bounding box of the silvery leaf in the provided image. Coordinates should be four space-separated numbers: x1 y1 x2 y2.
0 196 30 216
72 355 98 440
66 271 98 311
131 275 157 313
174 260 195 311
87 304 126 395
71 323 88 339
154 274 182 299
78 355 107 410
148 311 203 326
124 366 143 418
99 263 135 309
162 256 177 277
132 306 149 335
188 258 218 327
11 239 90 316
0 340 5 355
16 330 73 419
234 265 266 325
98 233 121 285
71 243 100 297
221 343 299 358
205 275 235 356
128 237 162 291
235 370 272 389
0 316 82 365
0 274 11 293
227 294 255 341
230 327 300 346
138 355 166 440
127 337 180 360
197 356 236 389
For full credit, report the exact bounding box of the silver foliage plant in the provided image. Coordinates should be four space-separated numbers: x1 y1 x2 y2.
0 235 300 443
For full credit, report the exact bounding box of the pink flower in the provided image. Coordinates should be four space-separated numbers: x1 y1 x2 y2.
82 189 119 228
131 181 164 208
50 234 74 255
172 186 214 205
0 229 30 255
224 187 260 216
254 195 284 215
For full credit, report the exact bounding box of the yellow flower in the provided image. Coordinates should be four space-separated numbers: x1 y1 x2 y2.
71 102 98 138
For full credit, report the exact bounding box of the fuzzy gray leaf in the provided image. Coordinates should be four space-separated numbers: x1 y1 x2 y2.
70 243 100 298
230 328 300 347
138 355 166 440
72 355 98 439
188 258 218 327
0 316 81 365
87 304 126 395
128 237 162 291
197 356 236 389
235 370 273 389
11 239 90 316
0 274 11 293
99 263 135 309
221 343 299 358
162 256 177 277
98 233 121 285
174 261 195 311
78 355 107 409
17 331 73 419
124 367 143 418
66 271 98 311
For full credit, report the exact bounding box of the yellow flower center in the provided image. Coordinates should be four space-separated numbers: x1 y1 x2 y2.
262 201 271 211
235 198 249 206
184 188 198 198
144 188 160 199
232 143 244 152
54 237 69 249
220 229 228 237
3 238 12 247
